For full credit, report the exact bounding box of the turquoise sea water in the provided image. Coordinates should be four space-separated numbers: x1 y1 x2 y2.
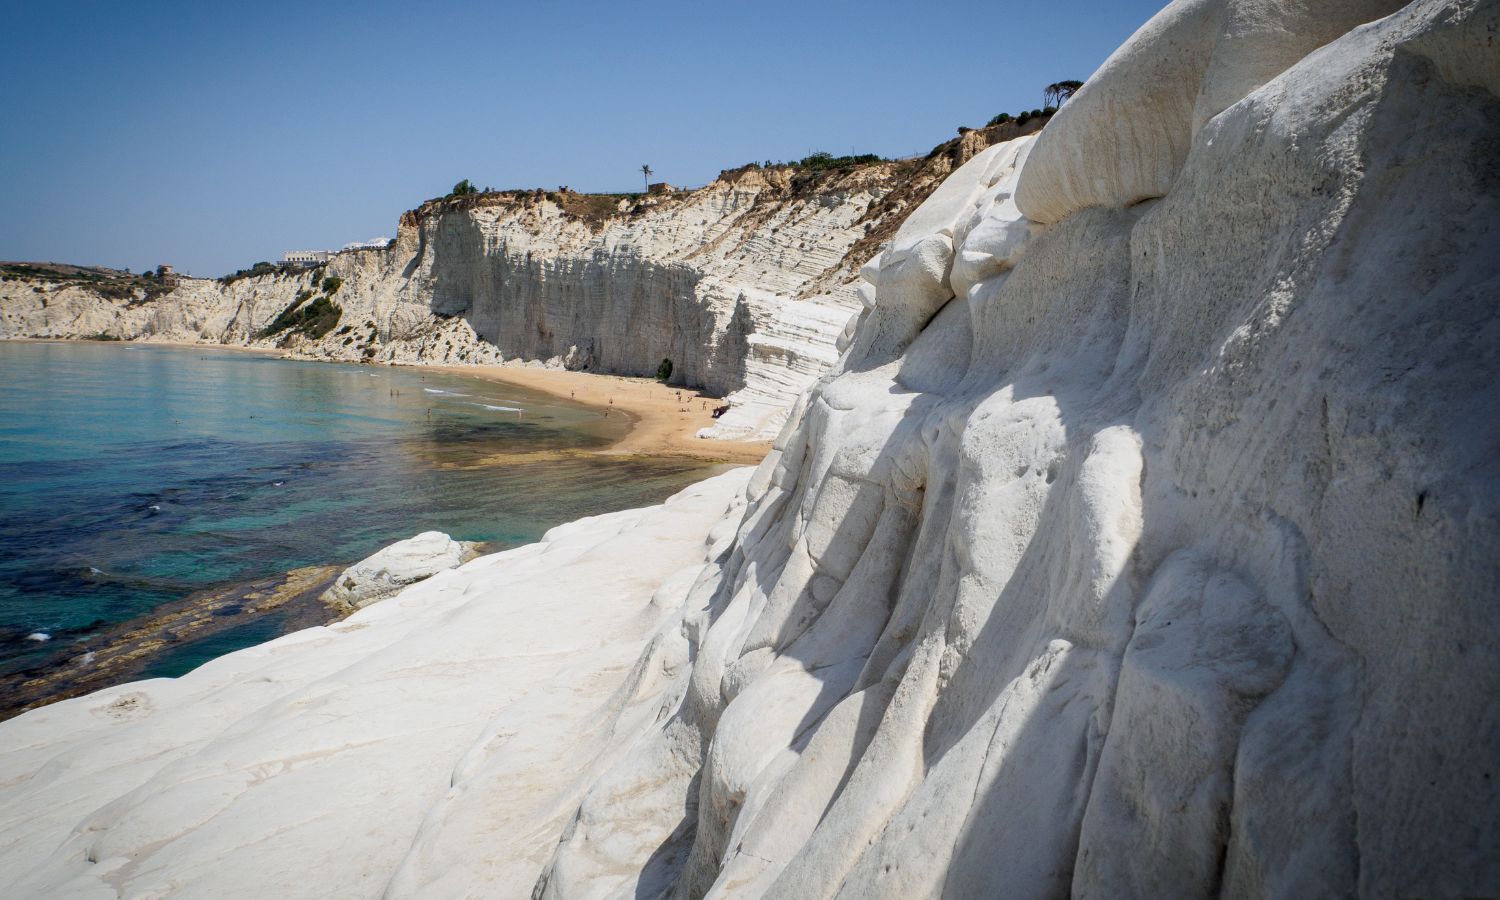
0 342 717 678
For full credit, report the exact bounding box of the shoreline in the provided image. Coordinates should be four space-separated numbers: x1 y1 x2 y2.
1 340 756 716
0 564 346 722
419 363 774 466
5 338 773 466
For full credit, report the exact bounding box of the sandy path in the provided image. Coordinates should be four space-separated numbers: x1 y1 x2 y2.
421 364 774 465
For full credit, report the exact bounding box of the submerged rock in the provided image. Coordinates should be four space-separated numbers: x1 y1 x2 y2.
322 532 479 612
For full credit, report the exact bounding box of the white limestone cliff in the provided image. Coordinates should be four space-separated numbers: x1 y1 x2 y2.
0 0 1496 897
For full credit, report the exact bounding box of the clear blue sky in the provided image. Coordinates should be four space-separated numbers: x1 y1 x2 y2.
0 0 1163 277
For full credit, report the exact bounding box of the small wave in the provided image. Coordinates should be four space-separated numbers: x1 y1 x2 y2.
25 632 51 642
423 388 467 396
273 481 285 487
478 403 523 413
88 566 104 575
149 504 162 512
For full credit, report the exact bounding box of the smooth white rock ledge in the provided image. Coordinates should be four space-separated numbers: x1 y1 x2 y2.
321 530 479 611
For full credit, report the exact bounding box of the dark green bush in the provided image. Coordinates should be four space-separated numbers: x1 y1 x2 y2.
257 292 342 339
792 151 885 172
655 358 673 381
987 112 1013 126
220 261 286 285
297 295 343 338
321 275 343 294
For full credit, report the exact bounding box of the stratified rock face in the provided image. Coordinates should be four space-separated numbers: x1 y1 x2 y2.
400 171 889 411
321 531 478 612
0 1 1495 897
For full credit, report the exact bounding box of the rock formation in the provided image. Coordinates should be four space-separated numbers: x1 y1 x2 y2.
321 531 479 613
0 0 1496 896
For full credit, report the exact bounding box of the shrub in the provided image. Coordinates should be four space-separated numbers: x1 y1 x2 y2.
792 151 885 172
220 261 285 285
655 358 673 381
258 295 309 337
987 112 1013 126
451 179 478 197
297 295 343 338
321 275 343 294
257 292 342 339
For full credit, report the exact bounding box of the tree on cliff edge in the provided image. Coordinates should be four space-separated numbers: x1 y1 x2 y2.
641 165 653 192
1043 80 1084 107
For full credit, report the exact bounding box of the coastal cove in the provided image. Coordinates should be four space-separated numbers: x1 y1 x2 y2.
0 341 730 712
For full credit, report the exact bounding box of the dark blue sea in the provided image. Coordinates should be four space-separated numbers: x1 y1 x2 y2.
0 341 715 680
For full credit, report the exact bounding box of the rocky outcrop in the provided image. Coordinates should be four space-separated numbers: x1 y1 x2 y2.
0 132 1029 441
321 531 479 613
0 0 1495 897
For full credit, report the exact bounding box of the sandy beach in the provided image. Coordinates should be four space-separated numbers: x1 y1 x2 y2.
424 363 774 465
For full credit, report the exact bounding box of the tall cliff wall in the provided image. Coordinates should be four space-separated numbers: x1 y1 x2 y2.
0 127 1035 440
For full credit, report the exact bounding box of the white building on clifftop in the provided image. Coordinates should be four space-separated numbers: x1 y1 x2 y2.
283 250 331 266
341 237 391 252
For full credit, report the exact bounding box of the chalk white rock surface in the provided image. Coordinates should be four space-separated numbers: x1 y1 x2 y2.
322 531 479 611
533 1 1500 898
